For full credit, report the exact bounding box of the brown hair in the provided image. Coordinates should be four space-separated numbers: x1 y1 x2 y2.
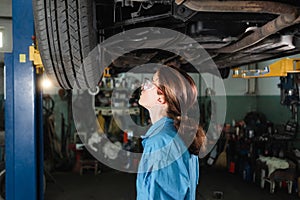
156 66 206 155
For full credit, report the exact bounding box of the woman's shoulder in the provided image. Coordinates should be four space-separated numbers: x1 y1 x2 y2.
145 128 175 148
144 130 187 157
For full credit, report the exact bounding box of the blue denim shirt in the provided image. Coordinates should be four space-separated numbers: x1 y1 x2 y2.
136 117 199 200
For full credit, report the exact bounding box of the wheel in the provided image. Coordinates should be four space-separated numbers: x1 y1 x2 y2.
33 0 99 89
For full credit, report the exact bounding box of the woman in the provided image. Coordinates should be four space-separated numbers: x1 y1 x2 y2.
136 65 206 200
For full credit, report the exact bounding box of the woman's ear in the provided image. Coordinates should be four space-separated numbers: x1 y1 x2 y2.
157 95 166 104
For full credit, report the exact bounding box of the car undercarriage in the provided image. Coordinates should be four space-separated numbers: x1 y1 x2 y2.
33 0 300 88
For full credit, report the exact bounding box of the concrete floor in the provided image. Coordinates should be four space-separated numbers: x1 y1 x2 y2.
44 166 299 200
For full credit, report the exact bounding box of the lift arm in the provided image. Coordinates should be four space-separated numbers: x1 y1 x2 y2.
232 58 300 78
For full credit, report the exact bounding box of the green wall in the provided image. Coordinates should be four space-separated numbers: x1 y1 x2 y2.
224 95 257 123
256 96 293 124
223 95 295 125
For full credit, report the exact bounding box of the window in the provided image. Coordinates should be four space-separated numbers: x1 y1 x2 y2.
0 31 3 48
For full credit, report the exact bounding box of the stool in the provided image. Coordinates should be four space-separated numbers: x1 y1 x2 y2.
261 160 296 194
79 160 99 175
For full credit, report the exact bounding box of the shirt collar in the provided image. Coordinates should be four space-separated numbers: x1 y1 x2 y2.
141 117 173 139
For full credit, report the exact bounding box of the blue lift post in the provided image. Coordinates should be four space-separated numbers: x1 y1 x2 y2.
4 0 43 199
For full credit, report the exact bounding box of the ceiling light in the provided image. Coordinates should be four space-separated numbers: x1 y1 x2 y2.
42 76 53 89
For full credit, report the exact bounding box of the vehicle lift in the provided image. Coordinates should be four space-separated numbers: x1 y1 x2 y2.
4 0 44 199
232 58 300 137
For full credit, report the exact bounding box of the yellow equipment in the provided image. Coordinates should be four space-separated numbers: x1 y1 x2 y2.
29 45 44 73
103 67 111 78
232 58 300 78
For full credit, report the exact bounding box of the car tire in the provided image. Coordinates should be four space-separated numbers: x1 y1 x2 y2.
33 0 99 89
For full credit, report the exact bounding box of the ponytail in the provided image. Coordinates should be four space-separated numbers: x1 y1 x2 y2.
189 126 206 155
173 115 206 155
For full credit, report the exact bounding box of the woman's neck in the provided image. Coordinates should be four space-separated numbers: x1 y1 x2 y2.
148 105 167 124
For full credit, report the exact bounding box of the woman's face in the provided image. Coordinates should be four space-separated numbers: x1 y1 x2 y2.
138 73 161 109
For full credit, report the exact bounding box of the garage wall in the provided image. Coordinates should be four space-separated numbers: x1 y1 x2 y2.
223 71 258 123
0 0 12 17
220 72 292 125
0 0 11 122
42 86 70 141
203 60 296 125
200 71 257 124
256 76 292 125
255 56 300 124
0 0 13 54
